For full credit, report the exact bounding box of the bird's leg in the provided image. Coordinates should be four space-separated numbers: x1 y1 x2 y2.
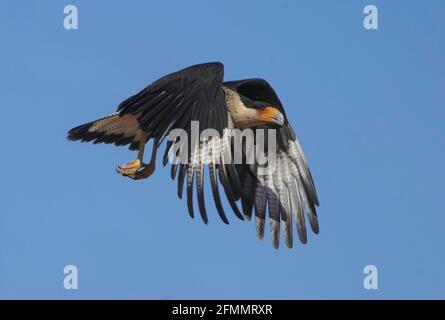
116 135 158 180
116 132 148 177
131 142 158 180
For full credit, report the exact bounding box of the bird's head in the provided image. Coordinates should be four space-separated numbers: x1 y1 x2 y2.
224 78 286 128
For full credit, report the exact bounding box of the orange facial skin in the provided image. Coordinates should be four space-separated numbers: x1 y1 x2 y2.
257 106 284 126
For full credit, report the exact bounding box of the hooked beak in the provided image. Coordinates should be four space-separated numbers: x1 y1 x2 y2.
257 106 285 126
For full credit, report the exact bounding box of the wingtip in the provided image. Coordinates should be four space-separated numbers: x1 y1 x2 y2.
298 228 308 244
256 217 265 240
272 241 279 250
285 239 293 249
311 223 320 235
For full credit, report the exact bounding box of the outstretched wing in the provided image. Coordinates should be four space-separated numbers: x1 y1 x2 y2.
117 62 245 224
118 62 226 142
238 131 319 249
68 62 227 150
228 79 319 249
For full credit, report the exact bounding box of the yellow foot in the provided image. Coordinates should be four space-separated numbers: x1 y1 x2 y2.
116 159 143 177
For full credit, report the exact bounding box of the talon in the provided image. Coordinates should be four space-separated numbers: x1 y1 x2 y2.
116 159 143 177
115 139 157 180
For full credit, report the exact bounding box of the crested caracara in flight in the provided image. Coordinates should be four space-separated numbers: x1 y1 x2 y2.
68 62 319 249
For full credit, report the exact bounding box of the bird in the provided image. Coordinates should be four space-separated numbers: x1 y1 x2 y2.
67 62 319 249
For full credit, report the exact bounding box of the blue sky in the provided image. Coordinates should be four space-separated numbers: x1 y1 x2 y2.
0 0 444 299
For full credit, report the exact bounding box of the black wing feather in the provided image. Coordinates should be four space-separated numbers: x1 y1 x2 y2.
118 62 245 224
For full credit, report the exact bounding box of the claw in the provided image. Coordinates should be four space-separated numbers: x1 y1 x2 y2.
116 159 143 177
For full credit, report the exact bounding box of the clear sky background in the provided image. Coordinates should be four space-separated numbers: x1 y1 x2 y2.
0 0 444 299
